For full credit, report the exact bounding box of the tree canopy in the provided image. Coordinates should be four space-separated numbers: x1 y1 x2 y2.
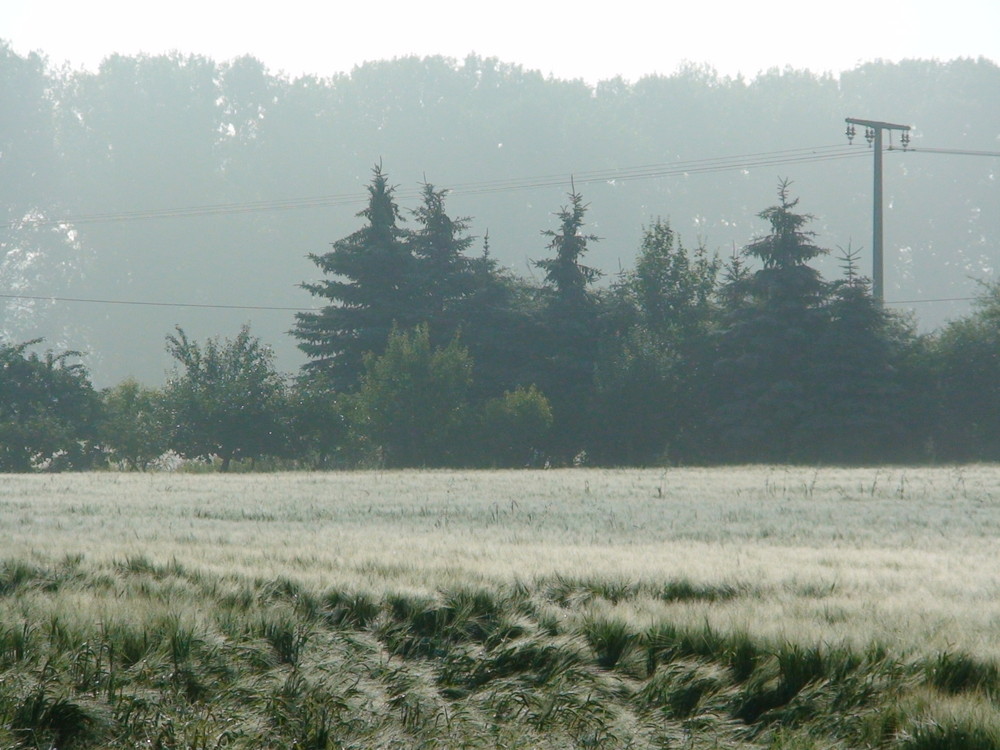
163 325 287 470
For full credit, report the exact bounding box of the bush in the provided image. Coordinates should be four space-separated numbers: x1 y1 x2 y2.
476 385 553 467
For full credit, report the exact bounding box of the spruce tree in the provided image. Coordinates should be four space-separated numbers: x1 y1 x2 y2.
293 164 417 390
802 247 913 462
711 181 829 461
532 191 601 461
409 182 476 343
449 235 539 398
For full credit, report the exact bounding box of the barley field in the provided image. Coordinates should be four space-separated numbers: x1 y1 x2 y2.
3 466 1000 748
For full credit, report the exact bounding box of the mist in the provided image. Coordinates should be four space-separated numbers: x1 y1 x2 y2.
1 47 997 385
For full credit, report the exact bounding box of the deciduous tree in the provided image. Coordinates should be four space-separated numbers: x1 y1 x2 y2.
0 339 100 471
348 324 472 467
932 281 1000 460
98 378 168 470
592 220 719 463
163 325 287 470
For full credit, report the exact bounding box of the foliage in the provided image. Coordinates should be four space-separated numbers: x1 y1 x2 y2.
591 325 683 465
533 191 602 461
931 281 1000 461
476 385 553 467
285 371 348 468
534 190 601 307
348 324 473 467
454 239 545 399
592 220 719 464
97 378 167 470
409 182 477 342
6 44 999 467
162 324 287 470
628 218 719 341
711 182 832 461
293 163 418 390
2 50 998 388
0 339 100 471
802 247 918 462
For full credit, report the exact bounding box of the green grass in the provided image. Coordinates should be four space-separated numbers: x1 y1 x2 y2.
3 466 1000 747
1 557 1000 748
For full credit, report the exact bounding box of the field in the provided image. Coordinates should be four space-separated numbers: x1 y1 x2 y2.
3 466 1000 748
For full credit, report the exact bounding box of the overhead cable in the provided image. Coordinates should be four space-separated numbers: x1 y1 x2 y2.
2 144 867 230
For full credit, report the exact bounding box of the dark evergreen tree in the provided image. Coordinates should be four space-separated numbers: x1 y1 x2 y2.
533 191 602 461
711 181 830 462
534 192 601 307
457 234 545 399
803 247 915 463
293 164 417 390
591 325 680 464
717 248 753 313
409 182 476 342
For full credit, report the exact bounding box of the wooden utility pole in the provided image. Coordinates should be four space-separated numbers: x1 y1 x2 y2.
845 117 911 303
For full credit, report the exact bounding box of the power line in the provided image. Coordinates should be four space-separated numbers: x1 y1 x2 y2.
2 144 867 230
3 142 993 232
887 295 980 305
456 148 870 197
0 290 981 313
2 142 992 313
0 293 313 312
901 146 1000 158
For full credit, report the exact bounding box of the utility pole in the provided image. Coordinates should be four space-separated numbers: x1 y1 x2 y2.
845 117 911 303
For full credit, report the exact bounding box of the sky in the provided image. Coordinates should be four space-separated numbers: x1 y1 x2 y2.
2 0 999 83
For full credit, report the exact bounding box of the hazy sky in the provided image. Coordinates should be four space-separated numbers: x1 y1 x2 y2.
2 0 998 82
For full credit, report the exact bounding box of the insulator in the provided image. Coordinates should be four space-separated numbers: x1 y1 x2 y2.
865 127 875 146
845 124 856 143
901 131 911 148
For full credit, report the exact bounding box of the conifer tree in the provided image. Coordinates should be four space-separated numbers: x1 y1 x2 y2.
534 191 601 310
293 164 417 390
809 247 914 461
409 182 476 343
711 181 830 461
449 234 540 397
533 191 601 460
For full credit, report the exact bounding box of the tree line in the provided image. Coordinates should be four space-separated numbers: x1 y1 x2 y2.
2 45 998 386
2 167 998 470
